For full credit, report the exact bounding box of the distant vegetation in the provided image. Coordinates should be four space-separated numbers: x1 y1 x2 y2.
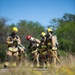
0 13 75 62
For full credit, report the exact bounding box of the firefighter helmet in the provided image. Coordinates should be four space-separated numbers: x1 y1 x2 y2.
47 28 53 32
41 32 46 37
26 35 32 41
12 27 18 32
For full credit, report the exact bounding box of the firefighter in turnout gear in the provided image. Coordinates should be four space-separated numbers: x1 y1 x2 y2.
39 32 48 68
46 28 58 67
4 27 25 68
26 35 40 67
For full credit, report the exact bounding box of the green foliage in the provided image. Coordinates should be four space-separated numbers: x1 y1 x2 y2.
0 44 7 62
49 13 75 52
55 13 75 52
58 50 67 56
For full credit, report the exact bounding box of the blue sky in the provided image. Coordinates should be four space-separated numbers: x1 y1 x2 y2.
0 0 75 26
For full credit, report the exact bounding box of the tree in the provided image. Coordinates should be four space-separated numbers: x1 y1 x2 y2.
49 13 75 52
17 20 45 44
0 17 9 62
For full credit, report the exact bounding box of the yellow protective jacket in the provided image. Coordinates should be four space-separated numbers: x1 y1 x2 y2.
6 34 21 52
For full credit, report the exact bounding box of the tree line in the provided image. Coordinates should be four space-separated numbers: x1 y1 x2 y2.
0 13 75 62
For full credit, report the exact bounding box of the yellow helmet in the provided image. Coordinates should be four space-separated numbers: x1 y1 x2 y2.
12 27 18 32
47 28 53 32
41 32 46 37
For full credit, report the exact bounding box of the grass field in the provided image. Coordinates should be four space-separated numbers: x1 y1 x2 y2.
0 54 75 75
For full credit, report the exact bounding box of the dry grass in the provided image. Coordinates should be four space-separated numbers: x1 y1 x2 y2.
0 54 75 75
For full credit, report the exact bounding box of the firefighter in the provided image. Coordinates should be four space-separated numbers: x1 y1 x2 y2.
26 35 40 67
46 28 58 67
4 27 25 68
39 32 48 68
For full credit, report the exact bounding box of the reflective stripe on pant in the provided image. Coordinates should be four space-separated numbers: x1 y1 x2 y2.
4 62 9 67
12 62 16 67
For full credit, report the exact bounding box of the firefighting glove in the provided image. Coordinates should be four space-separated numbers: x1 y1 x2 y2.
52 46 57 50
